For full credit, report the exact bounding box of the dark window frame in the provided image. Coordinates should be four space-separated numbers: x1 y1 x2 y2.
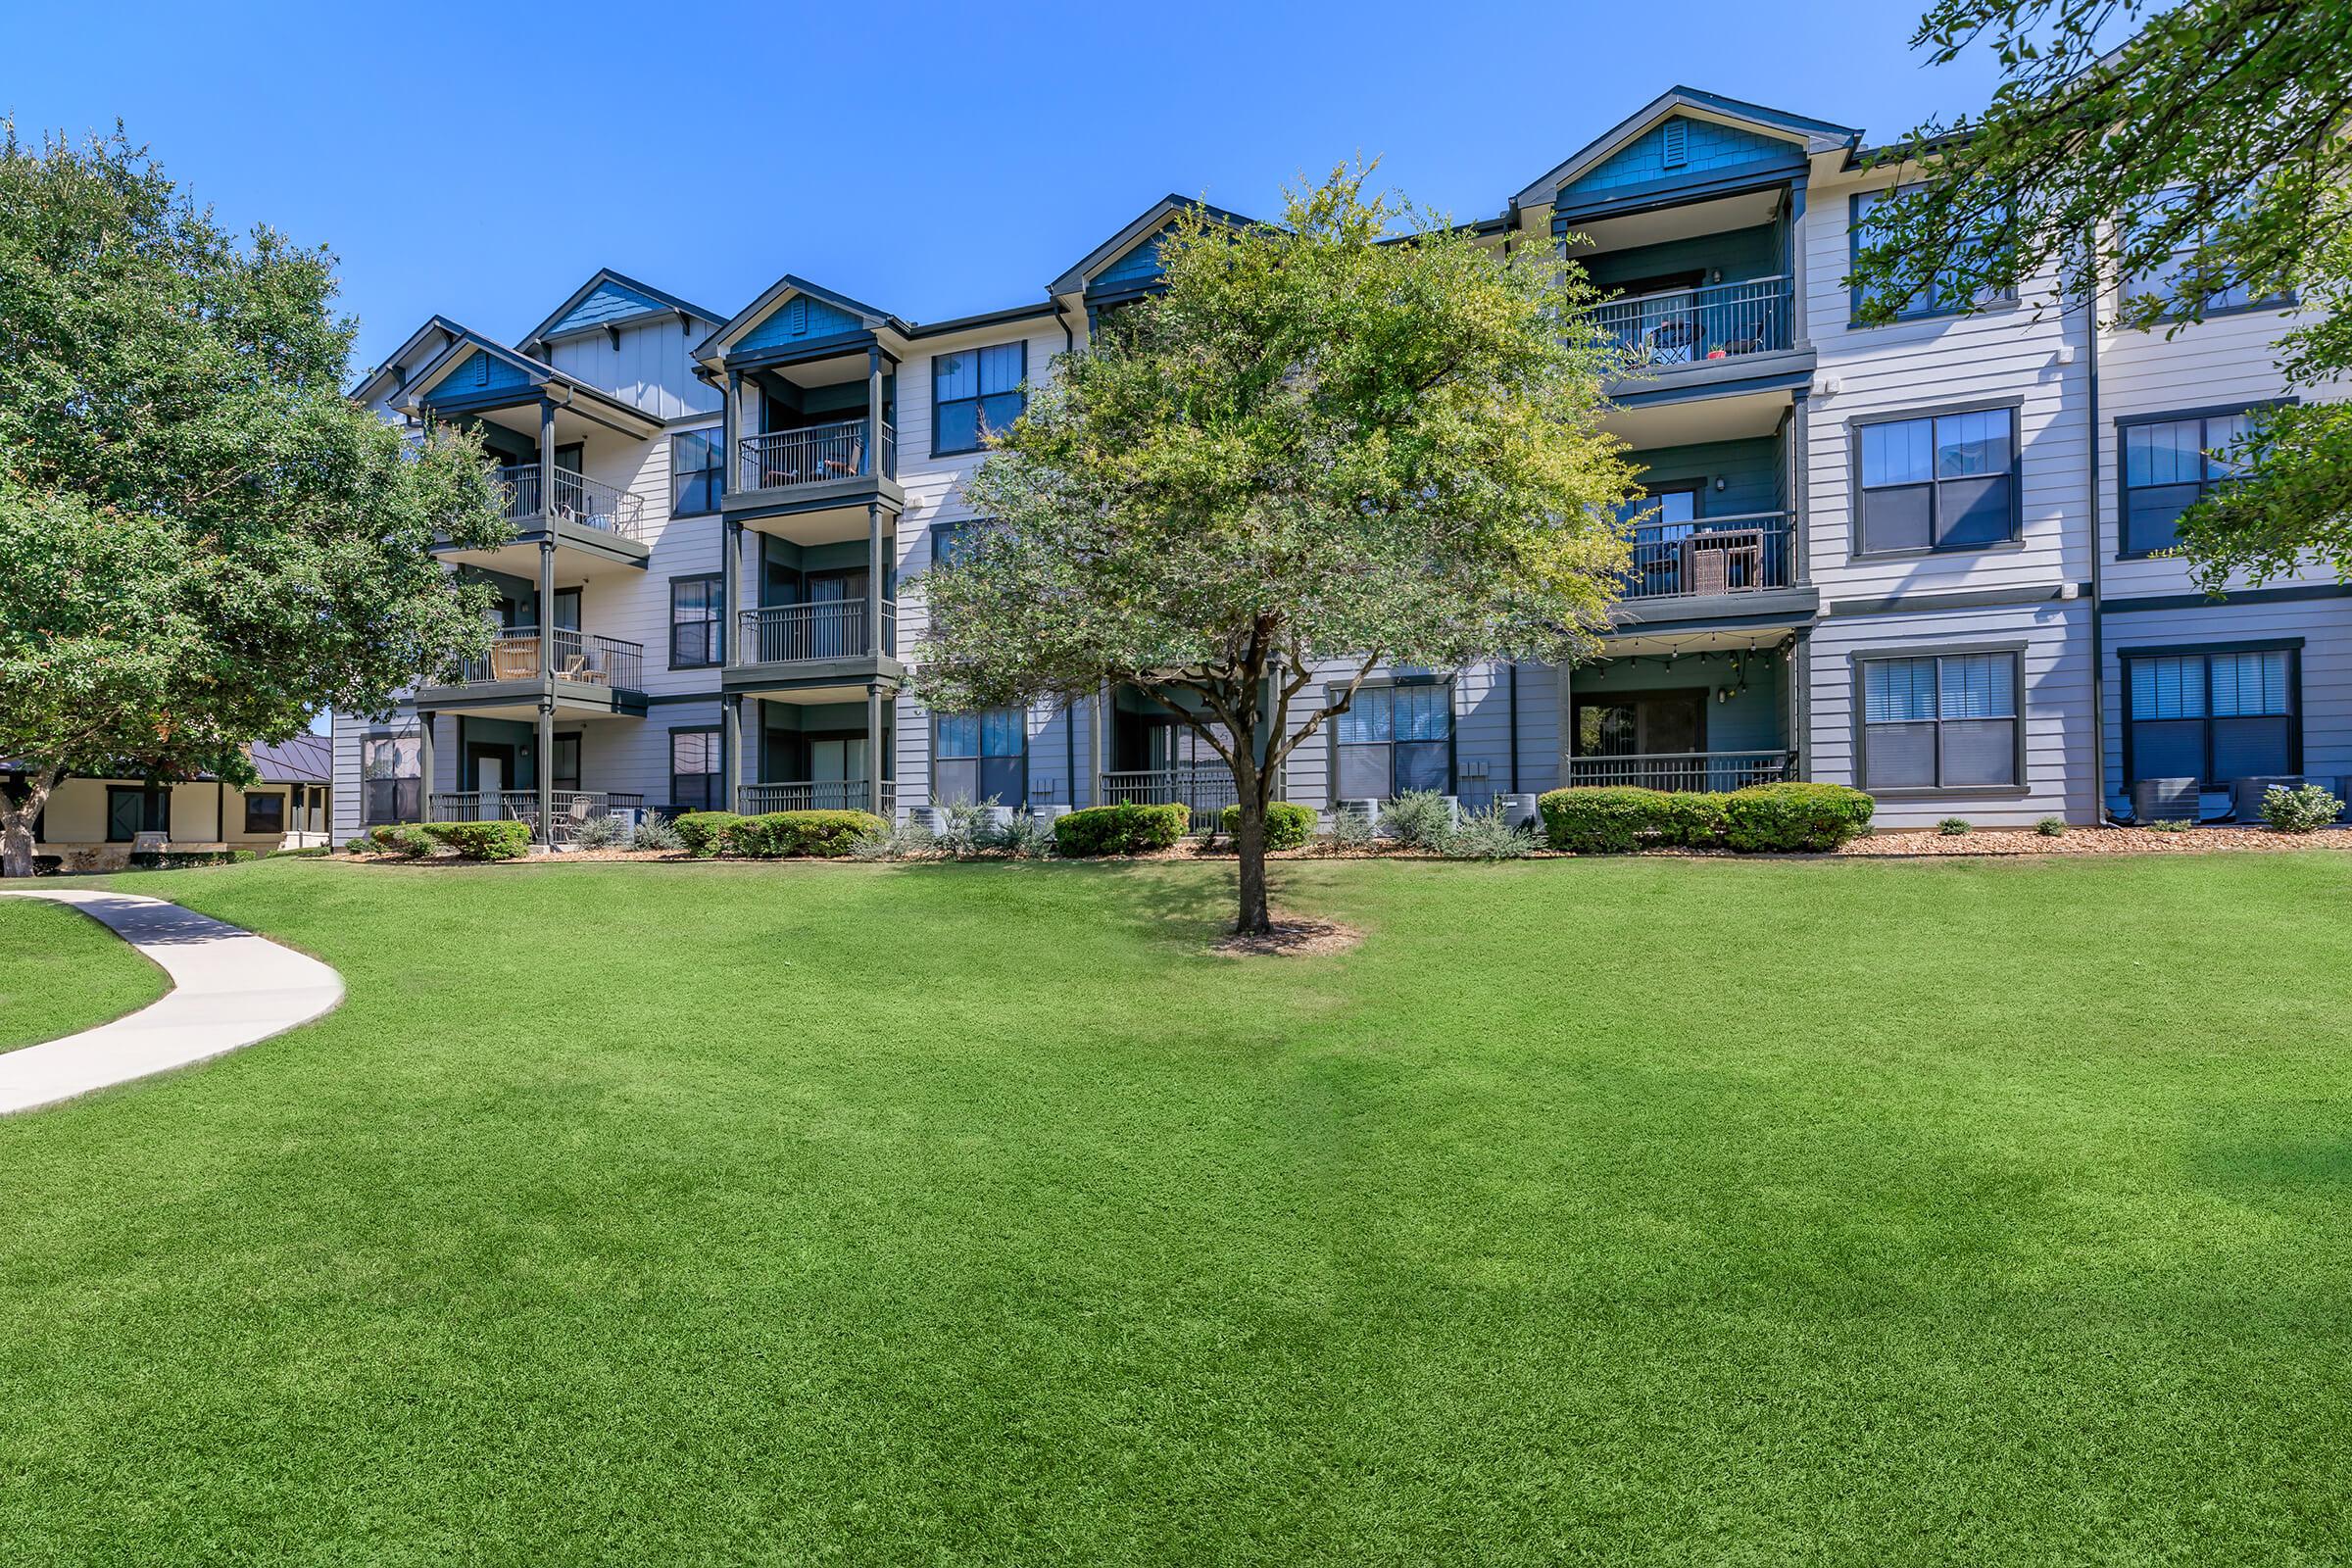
931 340 1027 458
1848 397 2026 560
2121 191 2299 324
106 784 169 842
667 724 723 812
668 573 724 669
2120 640 2303 789
242 790 286 836
1847 183 2020 327
2114 400 2288 560
1849 641 2030 798
361 732 423 825
931 706 1029 808
1326 674 1457 802
669 427 724 517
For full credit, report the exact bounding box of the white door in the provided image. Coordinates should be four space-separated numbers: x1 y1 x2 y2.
477 757 503 806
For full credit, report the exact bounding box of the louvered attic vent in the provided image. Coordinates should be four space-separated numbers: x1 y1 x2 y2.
1662 120 1689 170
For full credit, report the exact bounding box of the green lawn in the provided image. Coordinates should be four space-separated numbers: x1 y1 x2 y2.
5 853 2352 1565
0 895 168 1051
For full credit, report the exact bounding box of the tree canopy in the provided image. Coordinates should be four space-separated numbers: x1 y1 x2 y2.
0 124 506 873
911 167 1636 932
1846 0 2352 587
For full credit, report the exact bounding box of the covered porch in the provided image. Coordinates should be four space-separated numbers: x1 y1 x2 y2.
728 683 896 818
1566 628 1803 791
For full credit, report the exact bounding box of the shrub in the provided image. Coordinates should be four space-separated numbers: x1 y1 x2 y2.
1379 790 1455 850
1719 783 1877 853
1937 817 1973 837
344 838 372 855
997 811 1058 859
1217 802 1317 851
1053 803 1189 857
851 814 938 861
273 845 330 858
2263 782 2343 834
672 811 742 858
371 824 433 859
2034 816 2068 838
1443 804 1536 859
721 810 890 858
2145 815 2196 834
128 849 253 868
1536 788 1723 854
628 813 684 853
420 819 532 861
567 813 626 850
934 797 1004 857
1327 804 1379 850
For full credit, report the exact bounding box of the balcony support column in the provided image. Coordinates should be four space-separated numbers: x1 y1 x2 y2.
722 694 743 813
1093 680 1110 808
722 368 742 499
416 711 436 821
1788 389 1810 586
866 681 885 818
723 519 743 667
535 696 555 845
536 536 557 693
1790 631 1812 781
866 501 884 658
1785 182 1808 347
865 346 883 479
1557 660 1576 789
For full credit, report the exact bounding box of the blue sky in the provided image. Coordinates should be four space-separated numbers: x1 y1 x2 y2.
6 1 2004 373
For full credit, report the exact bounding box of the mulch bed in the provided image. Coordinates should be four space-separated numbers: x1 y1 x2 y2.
1210 916 1364 957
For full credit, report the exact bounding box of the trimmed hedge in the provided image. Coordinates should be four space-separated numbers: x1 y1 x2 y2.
719 810 888 858
1053 803 1190 857
1538 783 1875 854
364 823 433 859
673 811 743 858
420 819 532 861
1538 788 1725 854
1720 782 1876 853
1216 801 1317 851
128 849 260 869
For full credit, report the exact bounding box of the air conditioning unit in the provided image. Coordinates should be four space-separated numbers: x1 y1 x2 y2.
1337 799 1382 831
979 805 1016 834
1027 804 1072 827
2230 775 2343 821
1497 792 1543 830
2131 777 2199 823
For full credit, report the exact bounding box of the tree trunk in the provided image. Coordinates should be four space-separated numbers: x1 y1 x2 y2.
1229 744 1273 934
1 766 58 879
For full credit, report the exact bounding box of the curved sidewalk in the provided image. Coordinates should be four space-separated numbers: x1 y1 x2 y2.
0 888 344 1115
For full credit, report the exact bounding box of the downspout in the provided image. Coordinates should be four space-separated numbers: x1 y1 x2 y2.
1506 662 1520 792
2083 249 2108 823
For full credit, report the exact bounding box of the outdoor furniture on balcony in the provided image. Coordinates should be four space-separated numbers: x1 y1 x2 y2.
448 629 644 691
737 601 897 665
1620 513 1792 601
1566 751 1794 792
737 418 897 491
1591 276 1793 368
491 464 647 540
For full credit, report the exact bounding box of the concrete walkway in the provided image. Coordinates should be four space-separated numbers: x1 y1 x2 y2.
0 889 344 1114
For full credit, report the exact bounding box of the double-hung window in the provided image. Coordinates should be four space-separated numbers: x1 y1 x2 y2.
362 735 421 824
1850 182 2012 322
935 708 1025 805
670 428 723 516
2126 649 2297 785
1856 407 2019 554
2123 190 2293 317
669 729 722 811
1859 652 2021 791
670 574 722 668
1334 682 1452 800
933 343 1026 456
2120 410 2256 556
243 792 285 836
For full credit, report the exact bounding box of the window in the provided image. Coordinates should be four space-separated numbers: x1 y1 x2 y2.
670 428 723 516
928 519 984 570
362 735 421 824
2123 189 2293 318
2120 410 2257 556
669 728 722 811
933 342 1026 456
935 708 1025 805
1859 651 2021 791
1333 682 1452 800
1856 407 2019 554
106 785 168 842
1850 183 2011 322
243 792 285 836
2127 648 2297 786
669 574 722 668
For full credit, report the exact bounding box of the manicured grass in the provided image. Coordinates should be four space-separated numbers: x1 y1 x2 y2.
0 896 168 1051
6 852 2352 1564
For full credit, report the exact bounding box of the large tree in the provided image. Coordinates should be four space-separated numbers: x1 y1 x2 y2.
1846 0 2352 588
911 169 1635 935
0 124 506 875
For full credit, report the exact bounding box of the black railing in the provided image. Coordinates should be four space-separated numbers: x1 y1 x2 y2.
740 781 895 814
736 418 895 491
1566 751 1794 791
428 789 646 843
1592 276 1792 367
446 627 644 690
491 464 646 539
737 601 896 664
1621 511 1793 600
1098 765 1239 831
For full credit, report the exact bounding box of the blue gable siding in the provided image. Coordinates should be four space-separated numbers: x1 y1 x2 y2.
1091 229 1169 294
1559 116 1799 205
422 348 534 405
738 292 864 353
542 279 666 339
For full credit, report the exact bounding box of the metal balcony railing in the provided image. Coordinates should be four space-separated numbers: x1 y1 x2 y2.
740 780 895 814
1592 275 1792 367
1566 751 1794 792
736 418 896 491
1620 511 1794 600
428 789 646 842
492 464 647 539
737 600 897 664
1098 764 1239 830
446 627 645 690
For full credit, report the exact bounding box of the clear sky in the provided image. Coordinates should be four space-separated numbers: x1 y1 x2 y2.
6 0 2004 374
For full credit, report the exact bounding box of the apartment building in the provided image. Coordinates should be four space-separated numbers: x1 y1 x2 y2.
332 86 2339 839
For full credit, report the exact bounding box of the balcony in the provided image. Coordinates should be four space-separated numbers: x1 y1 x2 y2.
741 780 895 815
1621 512 1793 602
418 628 647 718
737 419 895 491
1100 764 1239 830
427 789 646 844
1594 276 1791 368
495 464 647 540
723 418 904 542
737 601 896 665
1566 750 1794 792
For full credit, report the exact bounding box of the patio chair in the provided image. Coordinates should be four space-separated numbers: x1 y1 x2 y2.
490 641 539 681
